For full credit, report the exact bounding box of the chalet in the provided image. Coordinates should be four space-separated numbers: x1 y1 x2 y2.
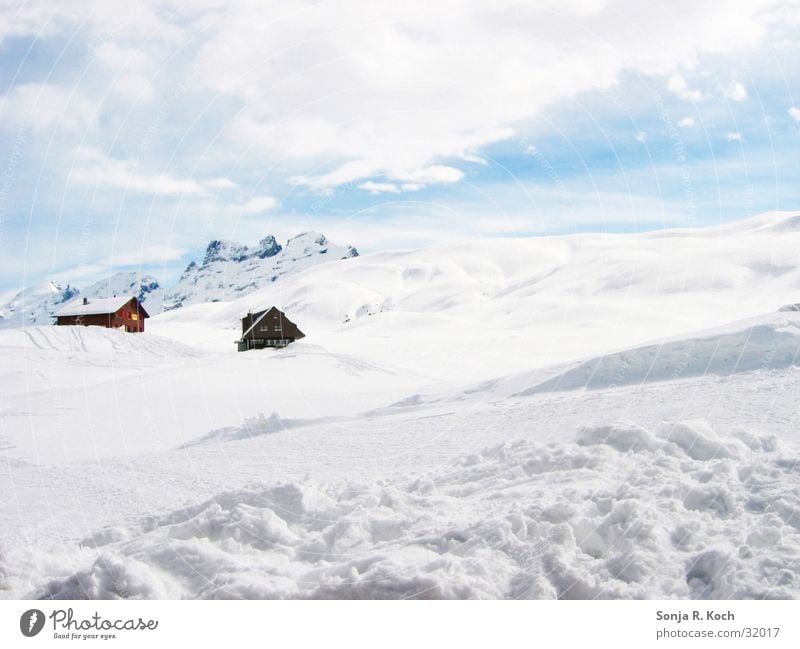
237 306 305 351
54 295 150 332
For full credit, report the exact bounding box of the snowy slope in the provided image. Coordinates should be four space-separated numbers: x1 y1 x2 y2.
517 313 800 395
4 328 800 598
0 325 424 464
161 232 358 311
149 210 800 380
3 211 800 600
0 281 79 329
401 310 800 406
5 210 798 464
5 310 800 466
81 272 163 312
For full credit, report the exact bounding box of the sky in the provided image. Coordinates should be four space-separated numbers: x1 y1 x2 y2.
1 0 799 293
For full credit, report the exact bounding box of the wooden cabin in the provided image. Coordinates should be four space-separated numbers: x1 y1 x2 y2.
55 295 150 332
237 306 305 351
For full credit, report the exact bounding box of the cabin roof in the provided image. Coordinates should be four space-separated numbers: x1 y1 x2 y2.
55 295 147 317
240 306 305 340
249 305 281 320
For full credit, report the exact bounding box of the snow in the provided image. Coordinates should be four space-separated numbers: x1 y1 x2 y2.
55 295 139 317
82 271 163 312
2 211 800 599
0 281 79 329
0 326 421 463
11 420 800 599
512 312 800 396
144 210 800 381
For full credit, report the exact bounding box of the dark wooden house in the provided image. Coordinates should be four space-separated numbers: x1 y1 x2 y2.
237 306 305 351
55 295 150 332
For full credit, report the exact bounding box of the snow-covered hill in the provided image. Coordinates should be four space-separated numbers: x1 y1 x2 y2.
401 310 800 406
0 281 79 329
3 211 800 600
0 324 422 463
161 231 358 311
82 271 164 313
517 312 800 395
149 210 800 380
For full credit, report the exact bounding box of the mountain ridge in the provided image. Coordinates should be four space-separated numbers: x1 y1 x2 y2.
161 231 358 311
0 231 358 327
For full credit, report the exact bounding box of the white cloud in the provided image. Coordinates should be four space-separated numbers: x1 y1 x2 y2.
725 81 748 101
253 183 695 254
204 178 239 190
360 182 401 194
726 131 744 141
635 131 647 143
678 116 696 128
101 245 187 267
237 196 279 214
70 149 232 196
93 42 157 101
299 163 466 193
789 106 800 122
0 0 792 194
72 161 206 195
667 74 706 102
0 83 95 131
186 0 780 188
394 165 465 185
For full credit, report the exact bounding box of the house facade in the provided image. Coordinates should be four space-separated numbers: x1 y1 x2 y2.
237 306 305 351
55 296 150 332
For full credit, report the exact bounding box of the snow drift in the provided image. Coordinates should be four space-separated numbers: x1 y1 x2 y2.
517 312 800 395
36 420 800 600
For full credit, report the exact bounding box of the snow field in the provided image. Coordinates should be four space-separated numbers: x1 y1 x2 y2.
3 212 800 600
30 420 800 599
0 327 424 463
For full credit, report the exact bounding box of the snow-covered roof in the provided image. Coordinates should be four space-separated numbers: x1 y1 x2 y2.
55 295 135 317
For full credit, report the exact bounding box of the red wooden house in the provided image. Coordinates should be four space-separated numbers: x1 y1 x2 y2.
55 295 150 332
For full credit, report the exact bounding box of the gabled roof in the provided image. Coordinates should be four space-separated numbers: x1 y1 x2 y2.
55 295 144 317
240 306 304 340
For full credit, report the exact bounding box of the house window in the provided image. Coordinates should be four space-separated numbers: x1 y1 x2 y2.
131 313 138 321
